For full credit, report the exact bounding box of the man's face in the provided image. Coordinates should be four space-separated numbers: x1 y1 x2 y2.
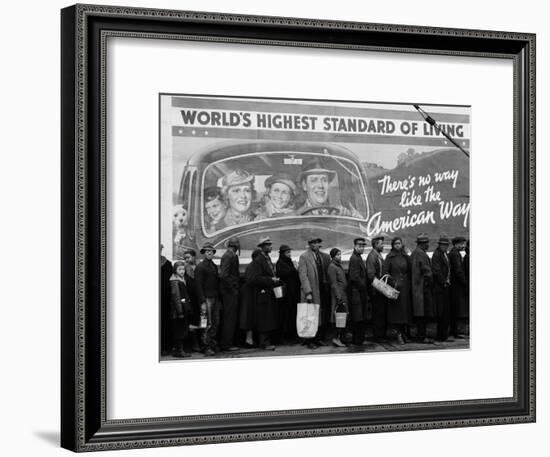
283 250 292 259
302 173 329 206
456 241 466 251
269 182 292 210
439 243 449 253
354 243 365 254
374 240 384 253
203 249 214 260
393 240 403 251
227 184 252 213
262 243 272 254
309 241 321 252
183 253 195 265
205 197 225 221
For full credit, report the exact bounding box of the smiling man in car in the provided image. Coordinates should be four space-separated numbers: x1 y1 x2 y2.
296 158 359 217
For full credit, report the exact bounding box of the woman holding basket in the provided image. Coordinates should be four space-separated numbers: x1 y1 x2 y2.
382 237 413 345
327 248 349 348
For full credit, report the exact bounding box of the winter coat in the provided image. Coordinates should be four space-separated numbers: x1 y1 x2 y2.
382 249 412 325
431 247 451 318
449 247 469 318
410 247 434 317
195 258 219 302
298 249 331 325
248 252 279 333
348 250 371 322
327 259 349 323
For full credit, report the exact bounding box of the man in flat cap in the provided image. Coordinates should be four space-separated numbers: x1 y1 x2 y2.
195 242 220 356
348 237 370 345
296 158 359 217
431 235 452 341
220 169 256 227
410 233 435 343
298 236 332 348
247 237 281 350
219 237 241 352
257 173 297 219
449 236 469 339
366 235 387 341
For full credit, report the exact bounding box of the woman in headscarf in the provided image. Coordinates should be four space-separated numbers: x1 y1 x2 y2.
169 261 194 357
239 248 262 347
327 248 348 347
382 236 413 345
275 244 300 345
257 174 297 219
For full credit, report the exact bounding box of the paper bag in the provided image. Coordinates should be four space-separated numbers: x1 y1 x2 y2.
296 302 320 338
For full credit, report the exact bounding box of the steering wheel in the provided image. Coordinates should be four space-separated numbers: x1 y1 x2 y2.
300 205 341 216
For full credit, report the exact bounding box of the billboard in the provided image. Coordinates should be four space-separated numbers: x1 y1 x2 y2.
160 94 470 261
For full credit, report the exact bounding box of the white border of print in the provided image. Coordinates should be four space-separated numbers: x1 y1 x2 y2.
107 37 513 419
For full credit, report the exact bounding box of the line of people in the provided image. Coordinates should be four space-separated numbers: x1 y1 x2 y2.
160 232 469 358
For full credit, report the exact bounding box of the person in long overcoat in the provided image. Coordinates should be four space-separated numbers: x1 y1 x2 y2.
276 244 300 344
160 244 173 356
219 237 241 351
298 237 331 347
169 261 193 358
239 249 262 347
366 235 387 340
431 236 452 341
410 233 435 343
183 249 200 352
327 248 348 347
195 243 220 356
348 237 370 345
382 236 412 345
449 236 469 338
248 237 281 350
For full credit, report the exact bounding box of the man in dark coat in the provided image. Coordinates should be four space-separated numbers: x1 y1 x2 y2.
366 235 387 341
411 233 435 343
160 244 173 356
449 236 469 338
276 244 300 345
195 242 220 356
248 236 282 350
431 236 452 341
348 237 370 345
219 237 241 352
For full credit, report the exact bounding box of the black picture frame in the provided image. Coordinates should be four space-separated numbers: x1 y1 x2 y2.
61 3 536 452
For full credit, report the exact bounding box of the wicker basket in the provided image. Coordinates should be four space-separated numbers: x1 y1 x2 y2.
372 274 400 300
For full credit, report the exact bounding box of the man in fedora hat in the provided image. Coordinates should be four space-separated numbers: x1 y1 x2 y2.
449 236 469 339
432 235 452 341
296 158 358 217
348 237 371 345
298 236 332 348
219 237 241 352
220 169 256 227
195 242 220 356
366 235 387 341
247 236 281 350
411 233 435 343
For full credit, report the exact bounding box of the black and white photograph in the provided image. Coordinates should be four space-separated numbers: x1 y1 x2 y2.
159 94 471 360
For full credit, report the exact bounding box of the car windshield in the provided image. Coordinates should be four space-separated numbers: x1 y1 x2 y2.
200 150 369 236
